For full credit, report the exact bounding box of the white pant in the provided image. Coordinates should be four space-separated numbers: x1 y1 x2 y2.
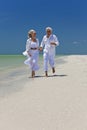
43 52 55 71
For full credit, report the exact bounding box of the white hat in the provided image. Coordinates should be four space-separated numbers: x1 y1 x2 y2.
46 27 52 32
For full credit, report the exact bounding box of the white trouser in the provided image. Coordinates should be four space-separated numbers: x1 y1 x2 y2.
43 52 55 71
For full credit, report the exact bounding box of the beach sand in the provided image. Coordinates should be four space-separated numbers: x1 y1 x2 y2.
0 55 87 130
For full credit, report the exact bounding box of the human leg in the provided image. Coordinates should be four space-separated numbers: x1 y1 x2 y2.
43 53 49 76
49 55 55 73
31 70 35 78
31 51 39 77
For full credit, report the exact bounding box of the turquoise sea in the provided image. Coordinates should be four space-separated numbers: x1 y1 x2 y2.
0 55 26 71
0 54 44 80
0 54 65 71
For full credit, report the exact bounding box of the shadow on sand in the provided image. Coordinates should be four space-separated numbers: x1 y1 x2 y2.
29 74 67 78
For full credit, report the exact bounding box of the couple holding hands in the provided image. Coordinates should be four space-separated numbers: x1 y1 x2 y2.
23 27 59 78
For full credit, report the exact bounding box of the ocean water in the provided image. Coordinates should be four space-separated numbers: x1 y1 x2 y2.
0 54 43 80
0 54 65 71
0 55 26 71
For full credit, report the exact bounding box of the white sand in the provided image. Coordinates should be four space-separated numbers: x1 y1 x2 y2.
0 55 87 130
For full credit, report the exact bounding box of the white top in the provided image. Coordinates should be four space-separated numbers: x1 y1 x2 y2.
40 34 59 55
23 38 39 56
26 38 39 51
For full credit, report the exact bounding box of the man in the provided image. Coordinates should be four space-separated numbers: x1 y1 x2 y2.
40 27 59 77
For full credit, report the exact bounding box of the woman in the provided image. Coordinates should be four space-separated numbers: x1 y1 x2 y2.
23 29 39 78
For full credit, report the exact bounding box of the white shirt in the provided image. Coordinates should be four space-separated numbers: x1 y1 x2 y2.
40 34 59 55
26 38 39 51
23 38 39 56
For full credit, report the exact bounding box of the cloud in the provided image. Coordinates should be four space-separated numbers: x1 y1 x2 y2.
72 40 87 45
83 40 87 43
72 41 80 44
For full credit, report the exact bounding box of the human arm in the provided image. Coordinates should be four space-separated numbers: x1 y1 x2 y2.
26 39 32 56
36 39 40 50
39 36 45 51
50 35 59 46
